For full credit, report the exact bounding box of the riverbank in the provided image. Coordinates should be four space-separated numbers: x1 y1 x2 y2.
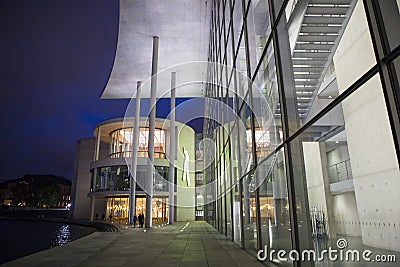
2 221 264 267
0 216 120 232
0 219 99 264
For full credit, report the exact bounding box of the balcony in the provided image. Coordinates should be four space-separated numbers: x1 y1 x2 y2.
327 159 352 183
109 151 165 159
327 159 354 194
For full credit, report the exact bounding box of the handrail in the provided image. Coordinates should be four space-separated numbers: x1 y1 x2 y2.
108 151 166 159
327 159 352 184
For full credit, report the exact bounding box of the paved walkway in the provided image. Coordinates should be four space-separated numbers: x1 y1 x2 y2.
3 221 264 267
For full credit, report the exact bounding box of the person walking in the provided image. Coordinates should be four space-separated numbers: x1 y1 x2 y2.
138 213 144 228
132 214 137 228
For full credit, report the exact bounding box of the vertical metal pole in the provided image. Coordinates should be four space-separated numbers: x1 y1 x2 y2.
237 77 246 248
146 36 159 228
89 166 97 221
95 126 101 161
90 196 95 221
128 81 141 224
168 72 176 224
269 0 313 264
88 131 99 221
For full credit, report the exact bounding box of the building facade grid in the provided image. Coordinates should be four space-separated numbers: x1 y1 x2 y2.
203 0 400 265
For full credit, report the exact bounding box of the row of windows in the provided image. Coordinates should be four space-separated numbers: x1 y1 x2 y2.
109 127 166 159
91 165 172 193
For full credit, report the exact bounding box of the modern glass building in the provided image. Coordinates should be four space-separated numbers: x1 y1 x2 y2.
202 0 400 265
83 0 400 265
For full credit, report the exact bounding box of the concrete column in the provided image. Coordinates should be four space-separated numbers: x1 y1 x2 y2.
89 196 95 221
89 167 97 221
128 81 142 224
146 36 159 228
168 72 176 224
95 126 101 161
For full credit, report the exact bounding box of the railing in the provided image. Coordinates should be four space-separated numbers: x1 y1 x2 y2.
327 159 353 184
109 151 165 159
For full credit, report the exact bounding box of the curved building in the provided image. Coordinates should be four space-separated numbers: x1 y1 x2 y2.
71 117 195 224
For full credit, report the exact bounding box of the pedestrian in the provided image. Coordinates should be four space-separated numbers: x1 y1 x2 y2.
139 213 144 228
109 213 113 222
95 213 99 220
132 214 137 228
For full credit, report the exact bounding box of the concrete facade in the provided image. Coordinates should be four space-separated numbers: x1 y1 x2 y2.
71 138 95 220
334 0 400 251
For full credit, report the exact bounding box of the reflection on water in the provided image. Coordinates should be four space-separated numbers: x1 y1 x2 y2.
51 224 72 248
0 220 96 264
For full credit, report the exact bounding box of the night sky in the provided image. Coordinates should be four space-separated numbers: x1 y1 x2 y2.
0 1 203 180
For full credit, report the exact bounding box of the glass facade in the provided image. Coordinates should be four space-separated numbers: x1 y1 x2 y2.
94 165 170 193
109 127 166 158
105 196 169 223
204 0 400 265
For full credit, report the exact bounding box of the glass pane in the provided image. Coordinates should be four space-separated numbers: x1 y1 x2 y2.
236 29 247 74
154 166 169 192
378 0 400 51
297 74 400 264
233 0 244 51
242 175 258 254
393 56 400 107
233 182 242 245
249 0 272 67
279 0 376 131
244 1 259 75
253 41 283 162
273 0 291 21
257 149 292 266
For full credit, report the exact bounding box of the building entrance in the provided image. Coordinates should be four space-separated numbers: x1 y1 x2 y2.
105 196 169 224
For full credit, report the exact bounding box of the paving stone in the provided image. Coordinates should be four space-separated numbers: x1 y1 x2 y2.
3 221 265 267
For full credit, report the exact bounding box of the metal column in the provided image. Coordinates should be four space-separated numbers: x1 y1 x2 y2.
128 81 141 224
146 36 159 228
95 126 101 161
168 72 176 224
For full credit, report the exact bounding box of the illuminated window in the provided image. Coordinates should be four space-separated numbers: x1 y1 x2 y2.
109 127 165 158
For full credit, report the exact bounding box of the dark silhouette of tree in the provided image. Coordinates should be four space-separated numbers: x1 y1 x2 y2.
41 184 60 208
11 175 68 208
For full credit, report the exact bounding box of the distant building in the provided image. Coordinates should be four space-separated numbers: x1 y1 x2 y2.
0 175 71 208
0 179 15 206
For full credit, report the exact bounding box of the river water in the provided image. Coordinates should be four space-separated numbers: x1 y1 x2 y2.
0 220 96 264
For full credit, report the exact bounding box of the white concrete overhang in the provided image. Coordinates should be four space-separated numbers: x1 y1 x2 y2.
101 0 211 99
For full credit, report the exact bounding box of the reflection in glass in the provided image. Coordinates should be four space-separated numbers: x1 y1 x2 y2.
258 149 292 266
95 165 169 193
298 75 400 264
377 0 400 51
281 0 376 128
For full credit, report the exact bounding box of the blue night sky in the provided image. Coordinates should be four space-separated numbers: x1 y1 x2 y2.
0 1 203 180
